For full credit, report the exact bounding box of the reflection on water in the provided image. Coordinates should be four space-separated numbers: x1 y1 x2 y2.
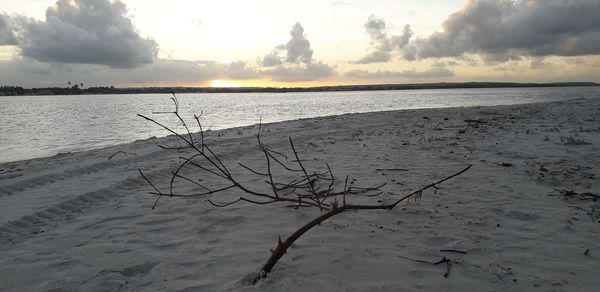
1 86 599 162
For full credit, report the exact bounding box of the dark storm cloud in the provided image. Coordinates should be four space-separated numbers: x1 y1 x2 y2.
404 0 600 61
259 23 335 82
346 63 454 79
354 15 413 64
7 0 158 68
0 13 18 45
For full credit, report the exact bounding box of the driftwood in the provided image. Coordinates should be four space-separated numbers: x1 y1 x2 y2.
138 95 471 284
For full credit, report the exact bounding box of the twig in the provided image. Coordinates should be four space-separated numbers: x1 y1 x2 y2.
108 151 126 160
239 163 269 176
440 249 467 254
138 169 167 209
398 255 455 278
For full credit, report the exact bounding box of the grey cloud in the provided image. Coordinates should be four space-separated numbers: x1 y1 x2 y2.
262 62 335 82
530 58 548 70
346 64 454 79
260 23 314 67
129 59 223 84
260 45 285 67
0 58 224 87
354 15 412 64
259 22 335 82
7 0 158 68
391 25 412 48
354 50 391 64
0 56 333 85
365 15 386 40
0 13 18 45
404 0 600 61
226 61 260 80
286 23 313 63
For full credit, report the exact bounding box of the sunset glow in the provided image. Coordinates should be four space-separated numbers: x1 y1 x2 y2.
210 80 240 87
1 2 600 290
1 0 598 88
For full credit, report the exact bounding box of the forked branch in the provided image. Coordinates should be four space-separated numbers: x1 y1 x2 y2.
138 96 471 284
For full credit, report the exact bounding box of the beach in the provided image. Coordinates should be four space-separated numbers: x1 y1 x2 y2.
1 97 599 291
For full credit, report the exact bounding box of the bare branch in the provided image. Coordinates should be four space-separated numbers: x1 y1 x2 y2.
253 164 472 281
289 137 318 197
138 169 167 210
386 165 472 209
138 95 471 284
239 163 269 176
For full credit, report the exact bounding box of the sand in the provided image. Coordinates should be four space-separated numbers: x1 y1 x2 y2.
1 97 599 291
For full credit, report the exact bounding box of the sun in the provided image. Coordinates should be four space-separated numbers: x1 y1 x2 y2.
210 80 240 87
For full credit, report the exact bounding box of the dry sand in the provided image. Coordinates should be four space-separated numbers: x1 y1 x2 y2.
1 97 599 291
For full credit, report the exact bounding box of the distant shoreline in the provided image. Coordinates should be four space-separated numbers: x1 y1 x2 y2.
1 81 598 96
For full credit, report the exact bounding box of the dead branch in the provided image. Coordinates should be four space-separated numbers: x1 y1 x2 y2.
138 96 471 284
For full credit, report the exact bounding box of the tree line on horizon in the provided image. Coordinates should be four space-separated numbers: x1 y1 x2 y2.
1 82 597 96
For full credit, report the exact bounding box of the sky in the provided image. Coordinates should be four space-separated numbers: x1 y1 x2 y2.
1 0 600 88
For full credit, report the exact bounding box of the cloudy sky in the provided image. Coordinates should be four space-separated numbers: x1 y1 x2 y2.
1 0 599 88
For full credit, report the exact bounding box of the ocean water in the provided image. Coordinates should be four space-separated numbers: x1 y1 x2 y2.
1 86 599 163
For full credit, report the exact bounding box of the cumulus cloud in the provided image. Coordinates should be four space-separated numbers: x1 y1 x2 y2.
404 0 600 61
260 23 314 66
0 13 18 45
286 23 314 63
5 0 158 68
346 63 454 79
259 23 335 81
260 46 285 67
354 15 413 64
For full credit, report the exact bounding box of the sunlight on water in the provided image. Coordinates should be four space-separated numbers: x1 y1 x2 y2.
1 87 599 163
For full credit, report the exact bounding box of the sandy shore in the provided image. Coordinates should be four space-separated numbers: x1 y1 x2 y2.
1 97 599 291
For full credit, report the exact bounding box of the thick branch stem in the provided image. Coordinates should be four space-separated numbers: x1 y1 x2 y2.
256 164 472 280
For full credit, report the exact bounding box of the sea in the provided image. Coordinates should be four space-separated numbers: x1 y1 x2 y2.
1 86 599 163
